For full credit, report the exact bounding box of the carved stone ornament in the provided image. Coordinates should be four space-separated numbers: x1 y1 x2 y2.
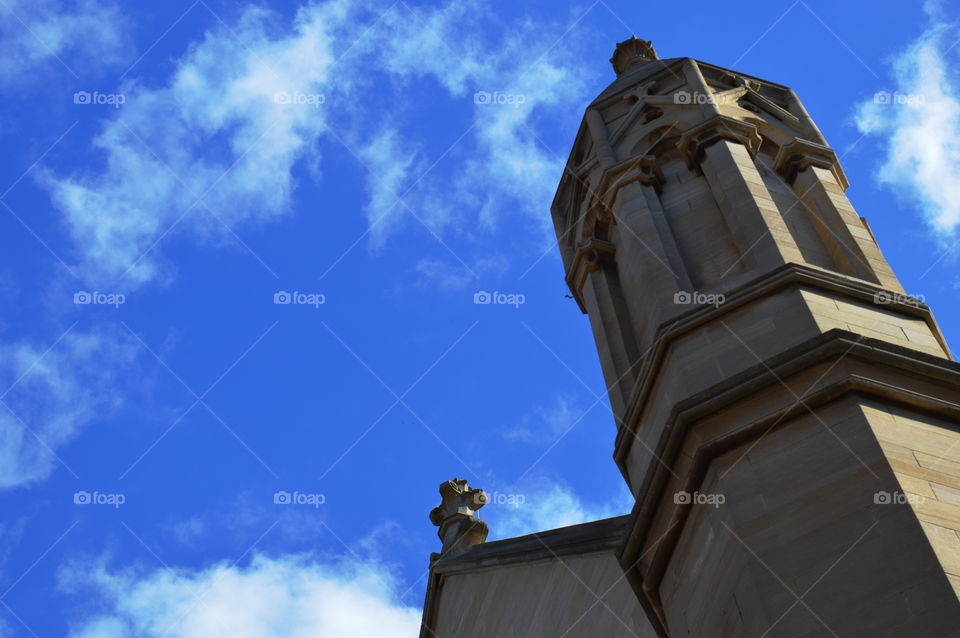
610 36 658 77
429 478 489 558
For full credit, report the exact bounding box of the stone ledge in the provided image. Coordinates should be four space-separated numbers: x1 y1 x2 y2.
773 137 849 190
612 262 949 476
431 515 629 576
678 115 762 169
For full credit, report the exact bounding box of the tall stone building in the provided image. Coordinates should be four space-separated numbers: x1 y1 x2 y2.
420 38 960 637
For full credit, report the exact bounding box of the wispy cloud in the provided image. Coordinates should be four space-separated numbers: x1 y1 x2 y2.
413 255 507 292
357 127 423 251
855 1 960 240
0 327 137 488
366 3 594 245
40 1 359 287
37 0 595 288
502 393 580 443
0 0 130 82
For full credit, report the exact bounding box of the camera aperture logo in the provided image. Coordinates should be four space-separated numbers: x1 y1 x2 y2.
73 91 126 108
274 490 326 508
673 490 725 508
473 91 526 108
673 290 725 308
274 290 326 308
74 490 126 508
74 290 126 307
473 290 526 308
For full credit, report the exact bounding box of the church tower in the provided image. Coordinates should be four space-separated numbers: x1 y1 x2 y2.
550 37 960 636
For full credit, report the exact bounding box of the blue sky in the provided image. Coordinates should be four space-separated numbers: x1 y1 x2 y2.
0 0 958 635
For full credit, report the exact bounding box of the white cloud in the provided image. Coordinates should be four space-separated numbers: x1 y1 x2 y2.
486 480 633 540
0 0 130 82
62 554 422 638
0 328 137 488
38 0 594 288
41 1 356 287
855 3 960 239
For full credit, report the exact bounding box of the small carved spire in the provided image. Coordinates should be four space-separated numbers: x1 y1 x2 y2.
429 478 489 558
610 36 658 77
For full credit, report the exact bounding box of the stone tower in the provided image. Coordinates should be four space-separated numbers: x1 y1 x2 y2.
549 37 960 636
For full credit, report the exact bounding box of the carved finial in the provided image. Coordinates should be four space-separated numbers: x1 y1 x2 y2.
429 478 489 558
610 36 658 77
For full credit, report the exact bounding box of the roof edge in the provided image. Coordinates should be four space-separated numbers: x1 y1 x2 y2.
431 515 630 575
